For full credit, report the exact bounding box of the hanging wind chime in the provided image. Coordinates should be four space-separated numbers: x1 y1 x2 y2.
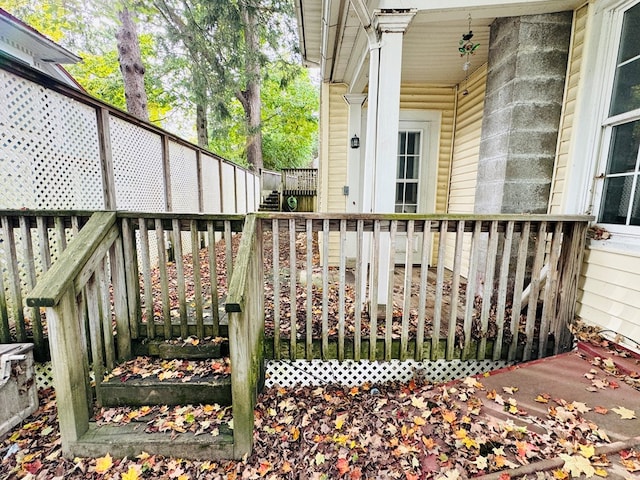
459 14 480 96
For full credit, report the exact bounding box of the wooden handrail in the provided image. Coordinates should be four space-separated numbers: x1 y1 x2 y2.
226 215 257 313
26 212 117 307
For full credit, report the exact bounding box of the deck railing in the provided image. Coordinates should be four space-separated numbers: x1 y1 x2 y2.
281 168 317 196
21 210 589 458
255 213 591 363
0 211 93 358
26 211 247 458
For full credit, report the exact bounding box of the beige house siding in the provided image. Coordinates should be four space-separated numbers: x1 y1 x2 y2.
319 83 349 213
399 84 456 214
320 83 349 263
552 3 640 351
577 247 640 349
549 4 588 214
444 65 487 275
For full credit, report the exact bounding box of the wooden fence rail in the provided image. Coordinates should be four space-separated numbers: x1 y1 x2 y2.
0 211 93 358
257 213 591 364
25 211 247 458
281 168 318 196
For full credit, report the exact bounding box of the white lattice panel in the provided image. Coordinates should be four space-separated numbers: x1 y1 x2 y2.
35 362 54 390
0 71 104 210
201 154 222 213
110 116 165 212
168 141 199 213
265 359 511 388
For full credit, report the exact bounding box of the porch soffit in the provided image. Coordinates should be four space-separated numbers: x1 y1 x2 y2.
297 0 584 88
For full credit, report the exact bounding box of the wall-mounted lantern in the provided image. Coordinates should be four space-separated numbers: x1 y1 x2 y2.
350 134 360 149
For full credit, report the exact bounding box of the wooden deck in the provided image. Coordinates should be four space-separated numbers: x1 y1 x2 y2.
475 342 640 478
18 210 591 460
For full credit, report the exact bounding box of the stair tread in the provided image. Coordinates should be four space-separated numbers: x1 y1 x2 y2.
99 356 232 406
72 423 235 460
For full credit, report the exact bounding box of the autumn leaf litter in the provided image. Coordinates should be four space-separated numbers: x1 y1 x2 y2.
3 351 640 480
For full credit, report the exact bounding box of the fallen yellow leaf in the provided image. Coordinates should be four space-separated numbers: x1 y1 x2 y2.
122 466 141 480
612 406 636 419
413 416 426 426
579 444 595 459
95 453 113 474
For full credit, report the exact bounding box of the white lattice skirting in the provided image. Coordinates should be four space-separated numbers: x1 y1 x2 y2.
265 359 511 388
35 362 54 390
35 360 511 391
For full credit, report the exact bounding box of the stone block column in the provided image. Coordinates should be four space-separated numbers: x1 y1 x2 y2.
475 12 573 214
473 12 572 298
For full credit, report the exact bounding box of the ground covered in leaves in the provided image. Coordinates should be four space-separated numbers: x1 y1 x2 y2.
3 344 640 480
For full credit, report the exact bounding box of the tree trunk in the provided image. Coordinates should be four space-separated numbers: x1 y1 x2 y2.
196 103 209 149
240 2 263 172
116 7 149 121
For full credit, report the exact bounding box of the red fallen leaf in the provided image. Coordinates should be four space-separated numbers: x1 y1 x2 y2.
499 473 511 480
24 460 43 474
336 457 350 475
350 467 362 479
257 461 271 476
405 472 419 480
620 450 633 460
609 380 620 389
594 406 608 414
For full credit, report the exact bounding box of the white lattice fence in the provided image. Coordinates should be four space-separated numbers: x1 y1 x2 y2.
265 359 511 388
110 116 166 212
169 141 199 213
0 71 104 210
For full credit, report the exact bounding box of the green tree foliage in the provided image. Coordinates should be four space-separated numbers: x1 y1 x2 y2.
210 63 318 170
3 0 174 125
153 0 315 170
4 0 319 169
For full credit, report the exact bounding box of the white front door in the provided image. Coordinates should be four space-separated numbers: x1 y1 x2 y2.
395 116 438 264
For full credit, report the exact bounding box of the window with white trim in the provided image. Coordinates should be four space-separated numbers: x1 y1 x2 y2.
599 2 640 226
395 130 421 213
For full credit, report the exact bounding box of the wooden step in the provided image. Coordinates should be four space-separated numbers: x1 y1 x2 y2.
99 374 232 407
148 340 229 359
71 422 235 460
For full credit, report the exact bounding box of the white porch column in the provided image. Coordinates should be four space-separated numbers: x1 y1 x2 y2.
371 10 415 213
369 9 416 307
343 94 367 214
343 94 367 261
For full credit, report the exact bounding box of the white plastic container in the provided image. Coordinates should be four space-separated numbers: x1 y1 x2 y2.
0 344 38 438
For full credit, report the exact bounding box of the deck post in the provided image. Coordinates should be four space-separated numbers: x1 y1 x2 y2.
46 288 91 452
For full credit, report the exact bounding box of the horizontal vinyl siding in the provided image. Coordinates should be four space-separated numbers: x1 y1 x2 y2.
444 65 487 275
549 4 588 214
323 84 348 263
399 84 456 264
326 84 348 214
400 84 456 215
577 247 640 351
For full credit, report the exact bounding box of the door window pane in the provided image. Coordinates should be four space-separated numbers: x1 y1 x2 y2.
396 130 422 213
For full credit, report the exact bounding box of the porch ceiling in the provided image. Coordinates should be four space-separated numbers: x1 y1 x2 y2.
295 0 584 89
